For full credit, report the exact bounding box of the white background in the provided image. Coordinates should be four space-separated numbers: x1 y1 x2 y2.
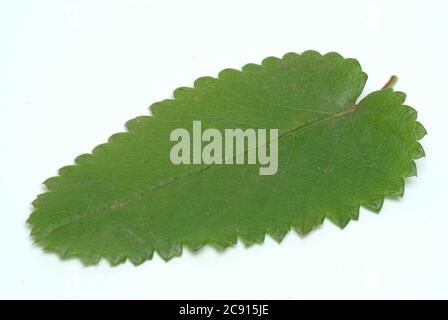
1 0 447 299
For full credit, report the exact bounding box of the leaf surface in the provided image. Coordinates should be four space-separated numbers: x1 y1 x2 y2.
28 51 426 265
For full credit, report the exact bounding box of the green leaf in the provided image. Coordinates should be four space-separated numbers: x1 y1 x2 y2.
28 51 426 266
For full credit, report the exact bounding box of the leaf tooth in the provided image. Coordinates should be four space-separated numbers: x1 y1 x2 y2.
347 206 360 221
49 243 101 266
107 132 129 145
403 160 418 177
56 245 71 260
326 211 352 229
325 206 361 224
90 142 113 157
29 221 45 238
74 153 91 165
57 164 77 177
129 252 153 266
293 213 326 235
173 86 195 100
185 239 208 252
149 99 175 117
37 234 79 262
79 254 101 266
415 121 427 140
282 52 300 61
218 68 241 80
125 115 152 132
239 230 265 247
30 193 46 208
135 247 155 265
129 256 145 266
267 225 290 243
26 209 39 225
412 142 426 159
261 56 281 66
209 232 238 250
402 105 417 121
323 51 344 62
343 58 363 73
361 198 384 213
31 232 46 245
156 242 182 261
107 253 127 266
385 178 405 197
301 50 321 59
392 91 407 104
241 63 261 73
340 57 368 95
42 176 61 189
326 206 359 229
193 76 217 89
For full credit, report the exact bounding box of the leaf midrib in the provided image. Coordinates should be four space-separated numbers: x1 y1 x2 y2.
101 104 357 214
38 101 359 240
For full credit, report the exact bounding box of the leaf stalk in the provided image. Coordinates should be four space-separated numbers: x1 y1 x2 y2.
382 75 398 89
